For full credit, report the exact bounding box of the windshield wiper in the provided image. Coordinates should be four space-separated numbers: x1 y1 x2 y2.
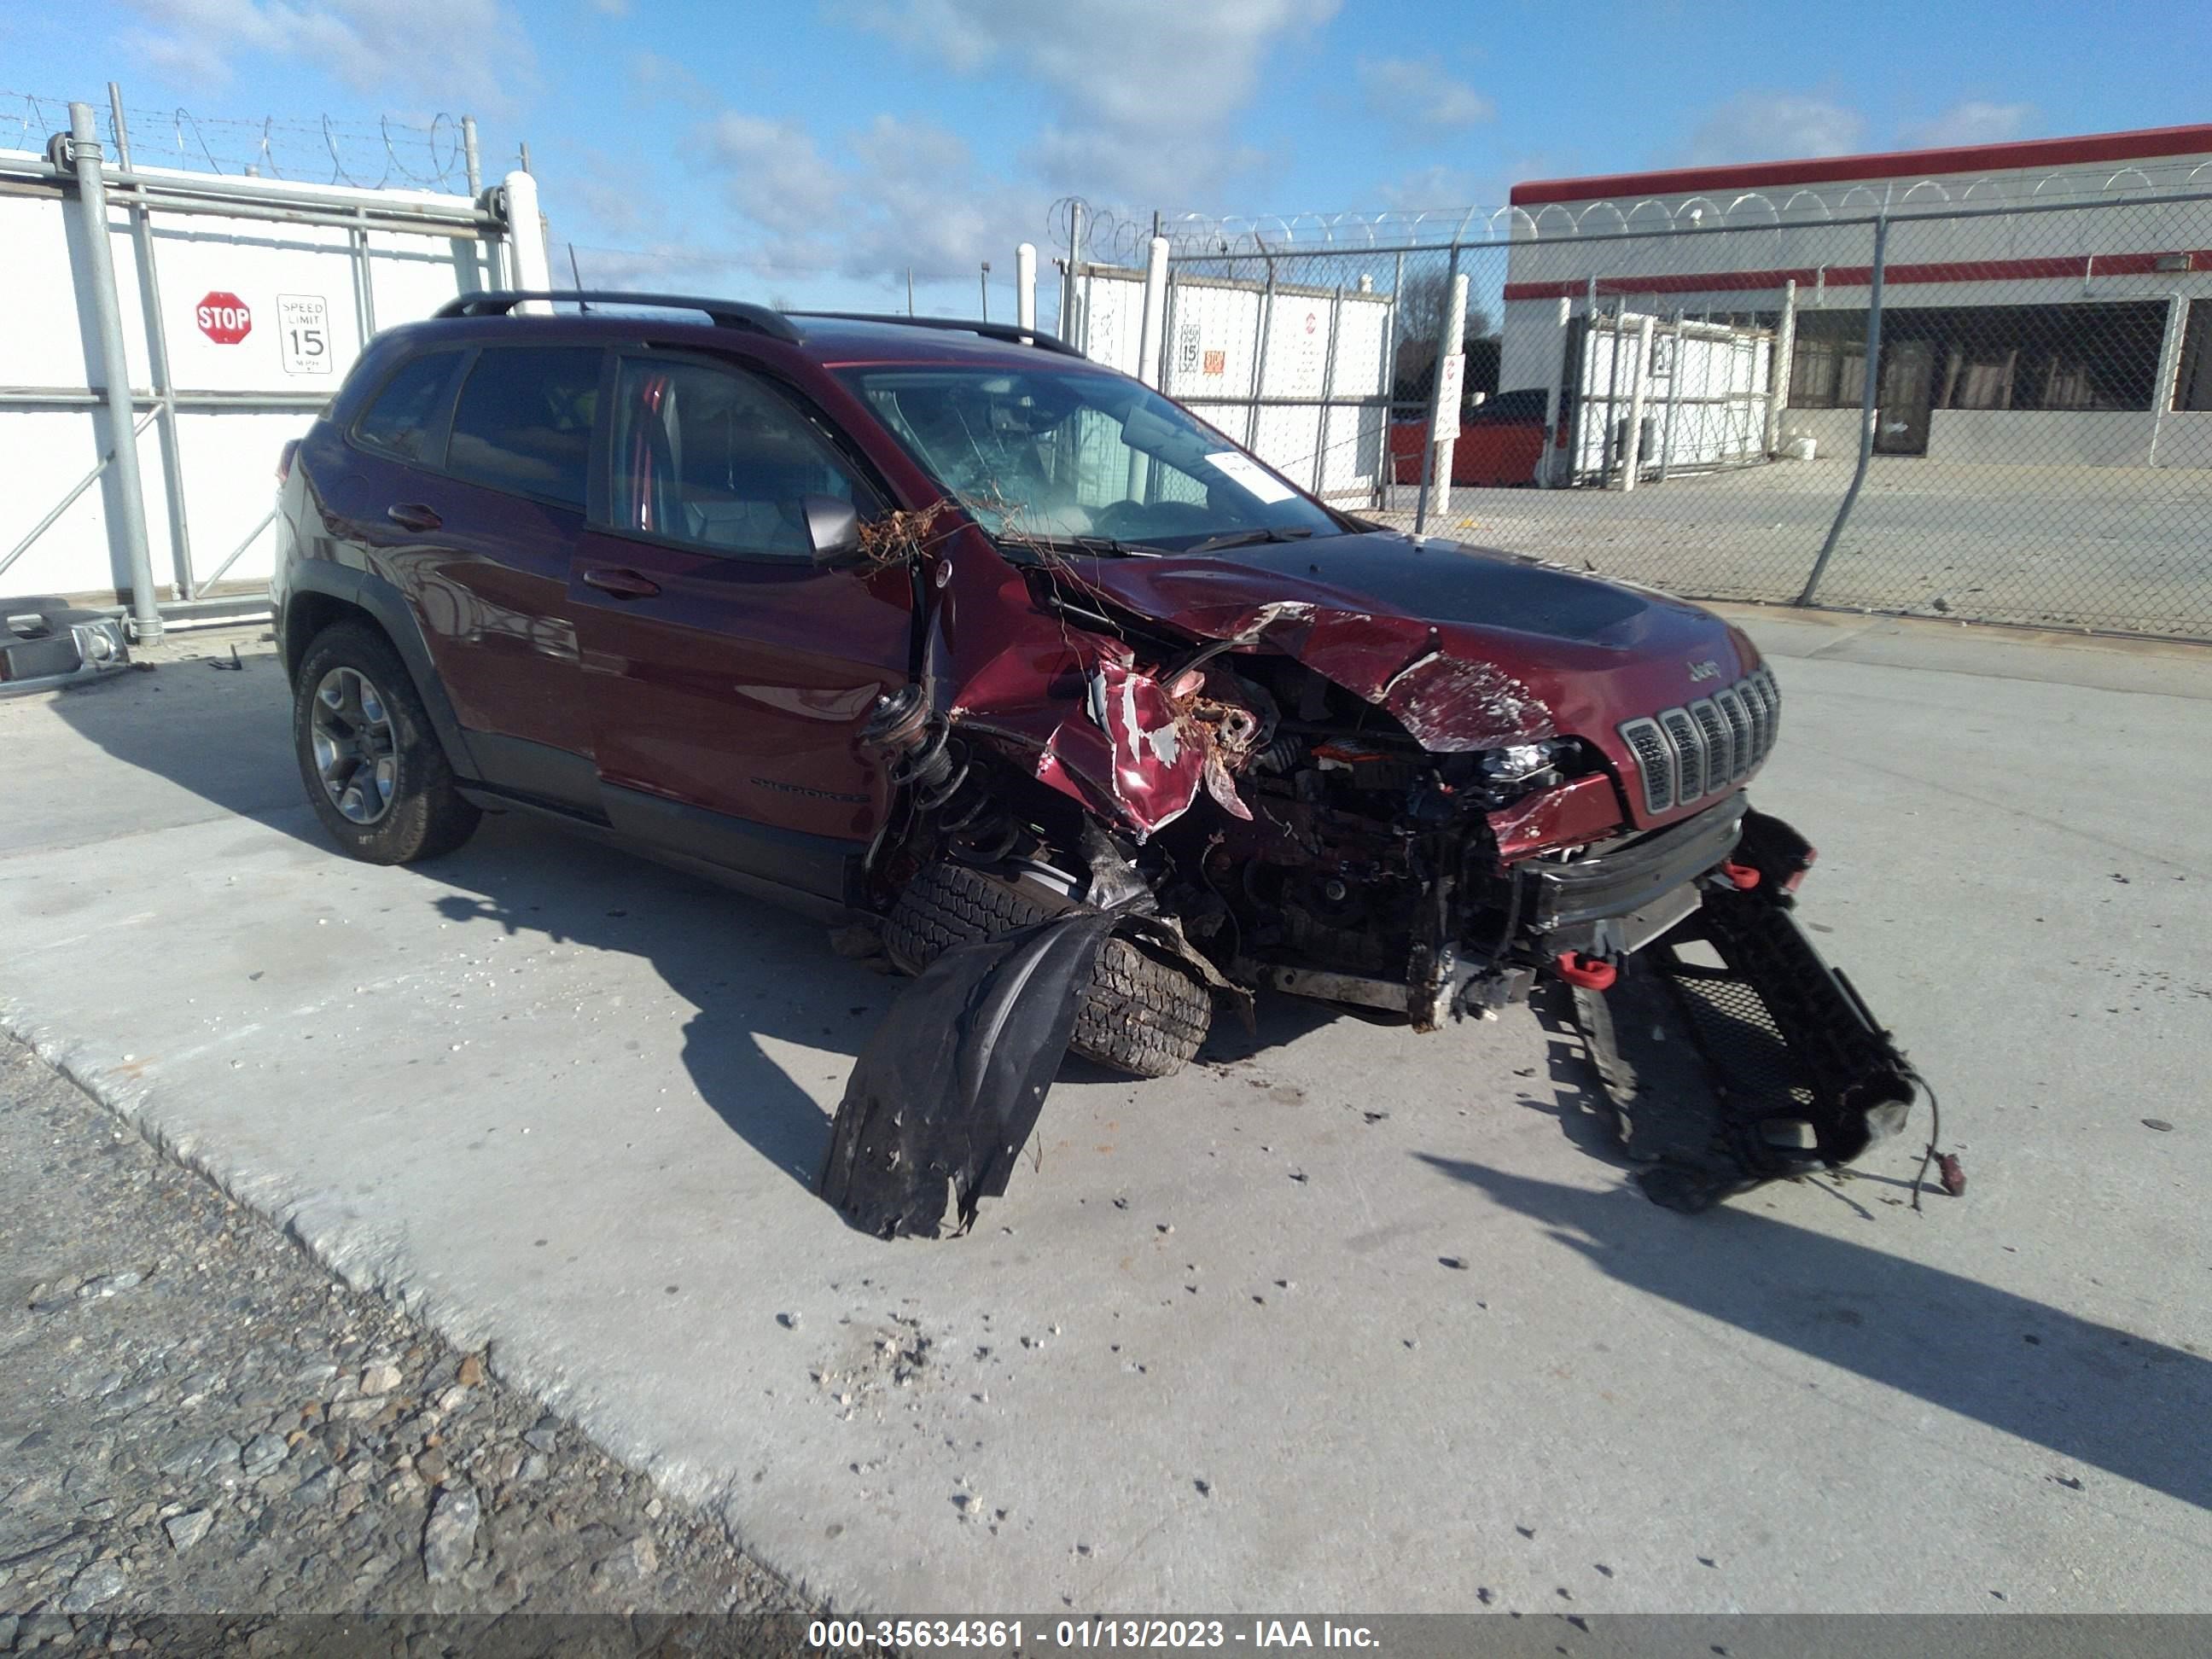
1185 527 1317 555
1024 534 1165 558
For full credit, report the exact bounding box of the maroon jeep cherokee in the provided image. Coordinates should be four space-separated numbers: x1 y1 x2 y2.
274 291 1920 1228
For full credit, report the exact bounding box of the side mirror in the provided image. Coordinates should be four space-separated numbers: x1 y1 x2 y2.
802 494 864 568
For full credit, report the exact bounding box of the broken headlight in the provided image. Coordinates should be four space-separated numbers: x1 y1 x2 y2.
1479 739 1568 783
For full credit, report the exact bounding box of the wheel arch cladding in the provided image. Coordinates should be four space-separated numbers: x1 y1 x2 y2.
281 563 480 781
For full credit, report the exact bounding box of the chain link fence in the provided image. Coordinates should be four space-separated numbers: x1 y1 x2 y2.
1062 183 2212 642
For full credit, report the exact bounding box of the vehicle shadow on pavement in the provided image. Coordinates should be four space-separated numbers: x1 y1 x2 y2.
44 649 316 835
1417 1156 2212 1513
418 815 884 1195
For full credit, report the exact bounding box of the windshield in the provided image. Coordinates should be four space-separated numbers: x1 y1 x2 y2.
836 365 1345 552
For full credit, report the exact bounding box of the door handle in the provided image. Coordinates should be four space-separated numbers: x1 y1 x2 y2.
386 503 442 532
580 567 661 599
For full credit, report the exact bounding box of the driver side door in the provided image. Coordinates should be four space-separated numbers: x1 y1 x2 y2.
570 351 911 904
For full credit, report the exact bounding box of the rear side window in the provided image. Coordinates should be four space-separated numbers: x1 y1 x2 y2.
353 351 463 461
445 347 602 509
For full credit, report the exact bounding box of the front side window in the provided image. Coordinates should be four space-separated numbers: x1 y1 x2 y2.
837 366 1342 552
606 358 878 558
353 350 464 461
445 347 602 509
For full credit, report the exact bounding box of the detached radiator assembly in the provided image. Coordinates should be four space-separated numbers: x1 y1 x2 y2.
1563 812 1924 1212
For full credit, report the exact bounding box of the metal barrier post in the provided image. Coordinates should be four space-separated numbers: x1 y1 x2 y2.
1313 284 1343 494
108 83 196 602
1656 316 1683 483
1538 296 1569 489
1598 308 1627 488
1621 311 1654 492
2147 290 2186 468
67 102 161 641
1799 213 1889 608
1767 277 1797 456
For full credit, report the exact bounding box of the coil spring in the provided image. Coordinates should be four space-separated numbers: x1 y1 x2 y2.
876 701 1016 859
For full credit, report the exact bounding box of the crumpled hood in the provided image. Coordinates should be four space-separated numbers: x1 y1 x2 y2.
1070 530 1757 777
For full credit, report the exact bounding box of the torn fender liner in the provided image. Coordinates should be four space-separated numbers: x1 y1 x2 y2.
819 909 1122 1239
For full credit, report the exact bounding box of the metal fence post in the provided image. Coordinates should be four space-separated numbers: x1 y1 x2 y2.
67 102 162 641
1798 212 1889 608
1061 201 1085 346
108 83 197 602
1414 243 1464 535
1246 256 1276 451
1016 242 1037 333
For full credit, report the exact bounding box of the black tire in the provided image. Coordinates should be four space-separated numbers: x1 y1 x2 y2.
883 861 1212 1079
292 620 480 864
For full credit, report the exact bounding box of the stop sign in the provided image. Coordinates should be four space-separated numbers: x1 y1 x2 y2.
196 292 252 345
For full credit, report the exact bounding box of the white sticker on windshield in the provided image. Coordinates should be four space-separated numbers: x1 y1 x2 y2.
1202 450 1295 504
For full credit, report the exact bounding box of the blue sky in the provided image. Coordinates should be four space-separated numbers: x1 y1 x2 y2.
6 0 2208 315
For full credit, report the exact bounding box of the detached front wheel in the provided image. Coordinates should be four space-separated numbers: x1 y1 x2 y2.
884 861 1213 1078
292 620 480 864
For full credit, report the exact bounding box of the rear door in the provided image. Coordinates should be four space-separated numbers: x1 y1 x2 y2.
570 351 912 899
398 344 605 808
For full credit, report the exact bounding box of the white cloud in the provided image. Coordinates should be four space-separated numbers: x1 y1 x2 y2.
844 0 1338 203
1359 56 1494 135
687 109 1043 283
120 0 536 113
1899 100 2036 149
701 114 853 237
1684 91 1866 166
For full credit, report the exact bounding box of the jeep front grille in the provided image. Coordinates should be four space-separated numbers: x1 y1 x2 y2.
1617 670 1781 815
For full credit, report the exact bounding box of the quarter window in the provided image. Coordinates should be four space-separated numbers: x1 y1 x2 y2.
608 358 878 558
445 347 602 509
353 351 464 461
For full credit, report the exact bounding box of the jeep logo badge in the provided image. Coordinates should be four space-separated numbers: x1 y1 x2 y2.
1688 660 1720 682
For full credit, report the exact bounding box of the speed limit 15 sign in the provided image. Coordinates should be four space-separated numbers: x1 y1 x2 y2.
276 294 332 375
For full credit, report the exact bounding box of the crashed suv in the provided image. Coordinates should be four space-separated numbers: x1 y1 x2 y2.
272 290 1922 1236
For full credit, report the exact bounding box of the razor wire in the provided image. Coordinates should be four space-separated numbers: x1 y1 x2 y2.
4 89 474 191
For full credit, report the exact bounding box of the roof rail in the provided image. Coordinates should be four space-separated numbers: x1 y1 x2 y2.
785 312 1085 358
432 290 802 345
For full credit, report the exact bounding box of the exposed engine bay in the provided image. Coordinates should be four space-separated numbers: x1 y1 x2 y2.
819 538 1928 1238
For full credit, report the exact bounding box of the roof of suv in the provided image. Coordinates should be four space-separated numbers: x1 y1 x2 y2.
426 290 1091 370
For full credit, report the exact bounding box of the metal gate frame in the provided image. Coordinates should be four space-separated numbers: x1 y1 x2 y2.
0 90 521 639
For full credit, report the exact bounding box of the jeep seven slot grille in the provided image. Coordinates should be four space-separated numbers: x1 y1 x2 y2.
1617 670 1780 816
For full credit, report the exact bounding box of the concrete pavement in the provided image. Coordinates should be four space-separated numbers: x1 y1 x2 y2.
1 614 2206 1614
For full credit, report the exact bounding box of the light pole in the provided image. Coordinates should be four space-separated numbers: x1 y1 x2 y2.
980 260 992 322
